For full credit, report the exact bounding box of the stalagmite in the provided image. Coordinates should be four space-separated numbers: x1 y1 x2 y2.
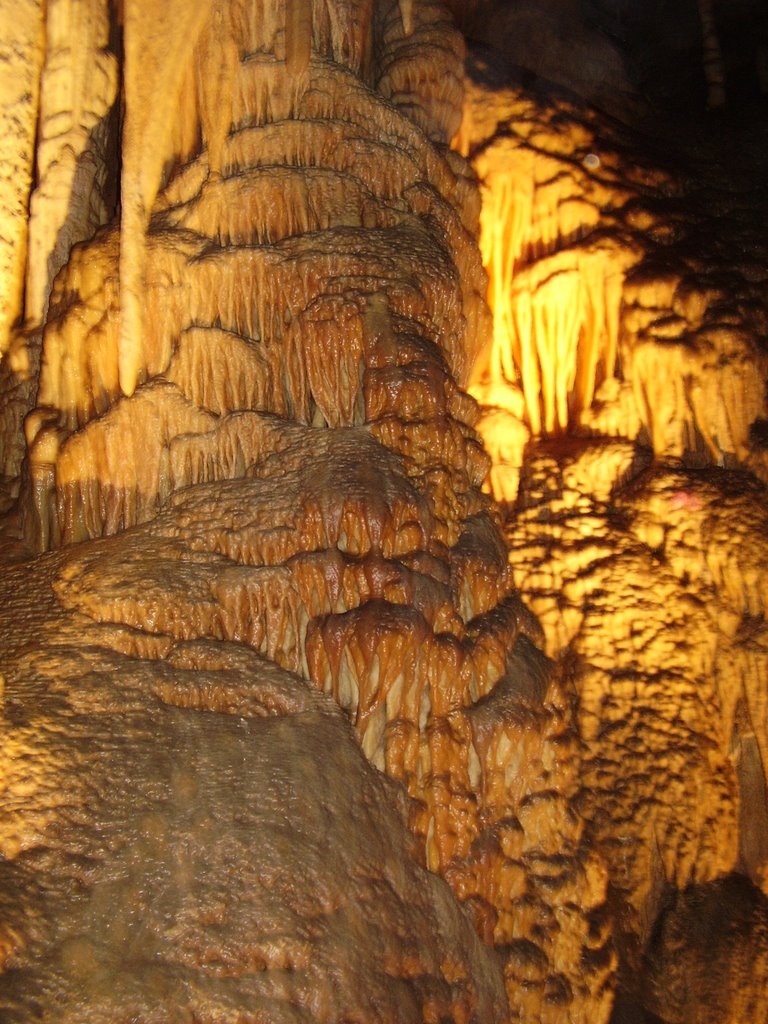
0 2 614 1021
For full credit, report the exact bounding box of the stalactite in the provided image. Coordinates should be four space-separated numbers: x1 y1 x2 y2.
286 0 312 76
0 0 45 360
465 109 648 455
463 65 768 551
119 0 214 397
25 0 118 328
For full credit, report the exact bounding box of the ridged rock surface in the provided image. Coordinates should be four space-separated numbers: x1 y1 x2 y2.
460 57 768 496
0 542 509 1023
462 47 768 1015
5 2 768 1021
0 2 613 1023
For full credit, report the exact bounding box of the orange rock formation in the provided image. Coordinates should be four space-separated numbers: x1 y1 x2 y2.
2 2 768 1023
0 2 612 1022
462 49 768 1019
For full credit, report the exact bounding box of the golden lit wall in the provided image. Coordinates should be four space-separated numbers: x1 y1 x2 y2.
460 52 768 1019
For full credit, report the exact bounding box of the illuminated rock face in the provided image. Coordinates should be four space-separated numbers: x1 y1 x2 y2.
3 2 767 1020
463 49 768 1016
457 67 655 449
0 0 44 361
461 61 768 497
0 2 615 1022
503 450 768 985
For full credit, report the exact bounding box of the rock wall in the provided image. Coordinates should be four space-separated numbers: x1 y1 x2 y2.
461 45 768 1018
4 2 768 1021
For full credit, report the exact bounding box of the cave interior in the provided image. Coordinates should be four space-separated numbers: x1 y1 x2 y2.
1 1 768 1022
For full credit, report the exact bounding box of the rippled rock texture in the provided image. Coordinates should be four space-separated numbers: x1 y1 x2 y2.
3 2 768 1022
461 43 768 1021
0 2 613 1023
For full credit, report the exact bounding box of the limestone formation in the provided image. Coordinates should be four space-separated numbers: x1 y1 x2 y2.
462 41 768 1016
460 60 768 499
0 2 613 1022
3 1 768 1022
0 0 45 359
0 551 510 1022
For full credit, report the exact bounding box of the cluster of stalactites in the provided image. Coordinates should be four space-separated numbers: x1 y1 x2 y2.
116 0 467 399
22 0 484 552
11 7 619 1021
140 0 464 187
457 89 648 452
461 77 768 507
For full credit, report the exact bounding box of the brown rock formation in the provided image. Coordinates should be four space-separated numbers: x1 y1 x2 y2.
461 42 768 1017
0 2 612 1022
4 1 768 1021
644 876 768 1023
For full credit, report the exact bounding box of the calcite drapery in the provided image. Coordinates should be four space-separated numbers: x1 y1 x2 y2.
461 59 768 506
462 47 768 1014
0 0 118 516
1 2 613 1022
456 67 656 450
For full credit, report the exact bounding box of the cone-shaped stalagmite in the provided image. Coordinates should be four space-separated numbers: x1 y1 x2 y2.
0 2 612 1022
